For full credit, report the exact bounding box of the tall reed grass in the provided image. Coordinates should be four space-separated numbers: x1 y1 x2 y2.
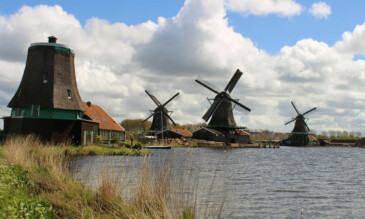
2 135 222 218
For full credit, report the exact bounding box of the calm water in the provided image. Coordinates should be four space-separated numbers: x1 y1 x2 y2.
69 147 365 218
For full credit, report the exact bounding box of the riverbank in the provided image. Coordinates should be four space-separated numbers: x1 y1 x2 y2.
64 144 151 156
0 136 195 218
0 148 56 218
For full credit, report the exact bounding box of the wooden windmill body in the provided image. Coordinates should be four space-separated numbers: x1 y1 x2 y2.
193 69 251 144
284 101 317 146
142 90 179 137
4 36 97 145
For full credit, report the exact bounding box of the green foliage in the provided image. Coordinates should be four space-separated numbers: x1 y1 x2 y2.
175 122 207 133
121 119 152 132
182 208 196 219
65 145 151 156
95 135 103 144
0 160 56 218
133 142 143 150
315 129 362 140
250 130 289 141
124 142 132 149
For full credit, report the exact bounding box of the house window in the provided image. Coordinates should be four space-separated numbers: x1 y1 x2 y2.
43 73 48 83
67 90 72 99
14 108 21 116
31 104 40 117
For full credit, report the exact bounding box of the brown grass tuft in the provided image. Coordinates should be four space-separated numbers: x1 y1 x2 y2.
2 135 220 218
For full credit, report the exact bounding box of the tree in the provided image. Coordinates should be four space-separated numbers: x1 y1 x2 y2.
121 119 152 132
175 122 207 133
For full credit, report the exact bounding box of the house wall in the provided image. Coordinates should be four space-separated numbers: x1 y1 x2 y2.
192 129 226 142
11 108 81 120
156 130 183 139
99 129 125 145
4 117 97 145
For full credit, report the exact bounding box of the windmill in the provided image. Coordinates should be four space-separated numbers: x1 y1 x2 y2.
193 69 251 143
284 101 317 146
142 90 179 137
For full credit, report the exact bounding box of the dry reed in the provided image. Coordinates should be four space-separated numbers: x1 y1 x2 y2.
2 135 222 218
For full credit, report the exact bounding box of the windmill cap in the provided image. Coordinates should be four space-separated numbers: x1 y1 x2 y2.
48 36 57 43
29 36 74 54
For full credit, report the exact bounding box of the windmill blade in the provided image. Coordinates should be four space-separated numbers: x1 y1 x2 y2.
291 101 301 115
202 98 223 122
303 107 317 116
162 109 177 126
227 97 251 112
224 69 243 94
232 100 250 115
162 92 180 107
142 112 156 123
304 120 311 132
145 90 161 106
285 118 296 125
195 76 220 94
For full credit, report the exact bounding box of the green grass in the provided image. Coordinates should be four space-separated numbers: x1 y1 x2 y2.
64 145 152 156
0 135 200 218
0 149 56 218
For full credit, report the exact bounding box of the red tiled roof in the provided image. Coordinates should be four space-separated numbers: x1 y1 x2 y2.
83 102 125 132
170 128 193 137
308 135 318 141
236 130 251 136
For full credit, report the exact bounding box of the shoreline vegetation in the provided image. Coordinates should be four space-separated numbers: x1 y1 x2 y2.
0 135 199 218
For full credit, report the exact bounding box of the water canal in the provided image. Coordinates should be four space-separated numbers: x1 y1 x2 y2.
69 147 365 218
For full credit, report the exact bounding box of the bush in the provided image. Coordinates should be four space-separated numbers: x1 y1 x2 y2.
133 142 143 150
124 142 132 149
95 135 103 144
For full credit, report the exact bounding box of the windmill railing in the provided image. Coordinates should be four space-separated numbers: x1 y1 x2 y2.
203 125 248 129
290 132 312 135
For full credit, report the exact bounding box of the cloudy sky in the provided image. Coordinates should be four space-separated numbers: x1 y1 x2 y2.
1 0 365 134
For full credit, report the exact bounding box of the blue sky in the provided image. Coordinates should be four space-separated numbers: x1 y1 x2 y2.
1 0 365 133
1 0 364 55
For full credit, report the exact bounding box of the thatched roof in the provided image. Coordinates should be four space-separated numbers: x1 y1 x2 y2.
8 37 85 111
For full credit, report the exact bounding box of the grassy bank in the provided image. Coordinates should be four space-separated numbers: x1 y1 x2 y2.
0 148 56 218
0 136 197 218
65 144 151 156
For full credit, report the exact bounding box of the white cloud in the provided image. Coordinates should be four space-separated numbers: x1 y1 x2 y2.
335 22 365 55
309 2 331 19
1 1 365 134
226 0 303 17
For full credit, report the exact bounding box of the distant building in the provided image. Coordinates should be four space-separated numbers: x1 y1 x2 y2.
83 101 125 144
155 128 192 139
192 127 251 144
3 36 96 145
192 127 226 142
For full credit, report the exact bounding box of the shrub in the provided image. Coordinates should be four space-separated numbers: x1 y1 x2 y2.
95 135 103 144
133 142 143 150
124 142 132 148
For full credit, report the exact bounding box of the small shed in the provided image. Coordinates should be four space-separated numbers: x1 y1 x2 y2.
83 102 125 145
192 127 226 142
233 129 251 144
358 137 365 147
170 128 193 139
307 135 319 146
155 128 189 139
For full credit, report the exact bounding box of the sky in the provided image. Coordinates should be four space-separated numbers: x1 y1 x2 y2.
1 0 365 134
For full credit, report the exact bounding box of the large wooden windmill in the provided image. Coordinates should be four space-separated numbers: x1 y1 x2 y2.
4 36 97 145
192 69 251 144
142 90 179 136
284 101 317 146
